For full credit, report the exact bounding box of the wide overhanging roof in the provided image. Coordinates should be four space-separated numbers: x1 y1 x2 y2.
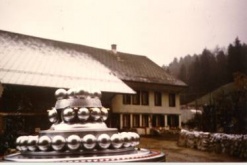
0 30 135 94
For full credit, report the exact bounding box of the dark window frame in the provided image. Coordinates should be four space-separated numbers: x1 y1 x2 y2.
123 114 130 128
169 93 176 107
132 114 140 127
123 94 131 105
141 91 149 105
154 91 162 106
132 90 140 105
142 114 149 127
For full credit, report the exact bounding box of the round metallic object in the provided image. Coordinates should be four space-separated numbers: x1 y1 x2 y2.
55 88 67 100
19 136 29 151
110 133 123 149
78 107 90 121
121 132 131 148
38 136 51 151
62 108 75 122
93 89 102 98
67 135 81 150
127 132 136 147
90 107 101 121
82 134 97 150
48 108 58 123
76 88 88 98
101 107 108 121
67 88 77 98
16 136 22 151
52 135 66 151
97 134 111 149
27 136 38 151
133 132 140 146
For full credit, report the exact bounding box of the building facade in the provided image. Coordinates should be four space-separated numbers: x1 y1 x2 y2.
0 30 186 136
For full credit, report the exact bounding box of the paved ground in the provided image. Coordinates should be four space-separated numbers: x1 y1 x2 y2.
139 136 245 162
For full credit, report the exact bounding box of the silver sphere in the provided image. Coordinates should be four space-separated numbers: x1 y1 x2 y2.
27 136 38 151
52 135 66 151
133 132 140 146
93 89 102 98
78 108 90 121
110 134 123 149
55 88 67 100
121 132 131 148
16 136 22 151
82 134 97 150
67 135 81 150
101 107 108 121
62 108 75 122
128 132 136 147
38 136 51 151
48 108 58 123
97 134 111 149
90 107 101 121
19 136 29 151
67 88 77 98
76 88 88 98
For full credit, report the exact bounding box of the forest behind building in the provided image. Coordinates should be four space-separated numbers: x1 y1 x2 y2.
164 38 247 105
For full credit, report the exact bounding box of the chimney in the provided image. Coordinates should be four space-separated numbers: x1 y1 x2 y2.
111 44 117 54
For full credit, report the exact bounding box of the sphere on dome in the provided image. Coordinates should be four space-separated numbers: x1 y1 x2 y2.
55 89 67 100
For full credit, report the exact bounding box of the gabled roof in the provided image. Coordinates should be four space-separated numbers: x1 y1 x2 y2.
75 46 186 86
0 30 186 93
0 30 135 94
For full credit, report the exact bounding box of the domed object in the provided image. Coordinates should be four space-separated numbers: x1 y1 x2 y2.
97 134 111 149
82 134 97 150
93 89 102 98
38 136 51 151
90 107 101 121
67 135 81 150
76 88 88 98
78 108 90 121
62 108 75 122
101 107 108 121
55 89 67 100
110 134 123 149
121 132 131 148
4 86 165 162
67 88 77 98
27 136 38 151
48 108 58 123
52 135 66 151
128 132 136 147
16 136 22 151
133 133 140 146
19 136 28 151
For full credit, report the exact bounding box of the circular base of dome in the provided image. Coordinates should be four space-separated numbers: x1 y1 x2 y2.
4 148 166 162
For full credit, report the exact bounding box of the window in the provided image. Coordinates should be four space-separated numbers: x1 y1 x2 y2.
133 114 140 127
168 115 179 128
123 114 130 128
154 92 162 106
123 94 131 105
151 115 164 127
169 93 176 107
132 91 140 105
141 91 149 105
142 114 149 127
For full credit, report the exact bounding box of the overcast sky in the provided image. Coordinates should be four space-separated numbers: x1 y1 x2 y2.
0 0 246 66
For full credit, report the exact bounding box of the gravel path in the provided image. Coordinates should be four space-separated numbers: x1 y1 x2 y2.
139 136 245 162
